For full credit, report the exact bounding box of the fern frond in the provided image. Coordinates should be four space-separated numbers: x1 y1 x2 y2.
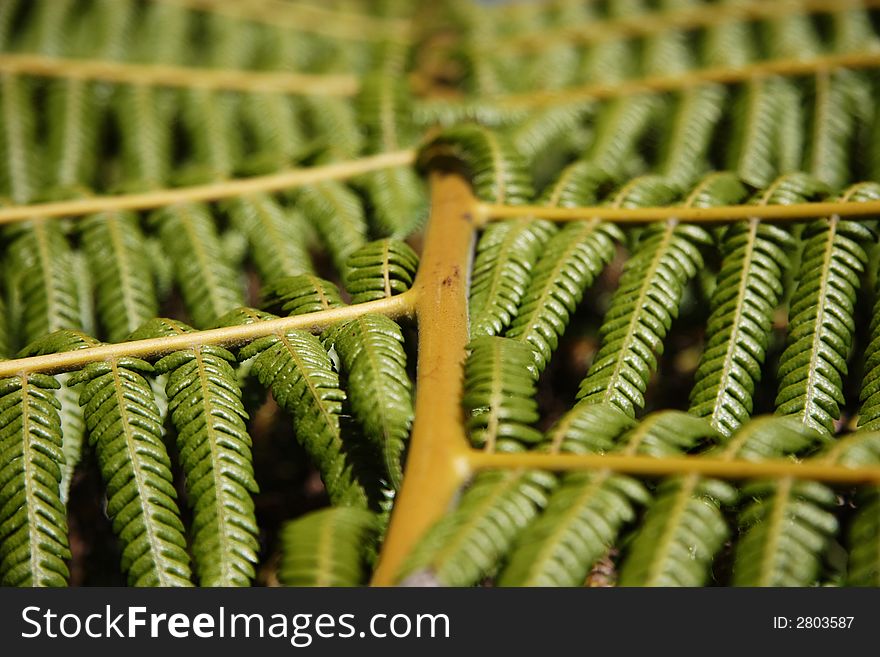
358 166 428 238
469 219 554 338
344 238 419 305
323 314 413 490
397 469 556 586
462 336 542 452
419 124 534 205
731 479 837 586
510 102 593 161
499 409 707 587
0 74 39 203
301 97 364 163
0 373 70 586
45 79 99 194
5 220 84 346
658 84 726 188
577 179 710 417
153 202 245 329
261 274 346 316
239 330 371 508
180 89 241 181
689 218 793 435
113 85 174 190
727 78 802 188
805 70 872 190
127 318 261 587
585 95 663 174
68 357 192 587
279 507 379 586
81 211 158 343
297 182 368 273
775 202 874 435
226 194 314 285
239 92 305 174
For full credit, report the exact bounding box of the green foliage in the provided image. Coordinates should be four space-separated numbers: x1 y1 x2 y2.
344 239 419 305
81 211 158 343
775 210 874 435
240 329 372 509
577 179 711 417
279 507 379 587
68 357 192 587
462 336 542 452
297 182 368 273
134 319 260 587
153 202 244 329
0 373 69 586
323 315 413 490
262 274 345 316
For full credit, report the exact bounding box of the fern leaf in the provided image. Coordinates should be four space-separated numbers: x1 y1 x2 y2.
297 182 368 273
731 479 838 586
510 102 593 161
239 92 305 174
113 85 174 190
462 336 543 452
45 79 99 194
0 74 39 203
68 357 192 587
577 179 710 417
261 274 346 316
689 188 798 437
5 220 84 346
775 207 874 435
358 166 428 238
659 84 726 188
323 314 413 490
727 78 802 188
469 219 555 338
226 194 314 285
397 469 556 586
419 124 534 205
498 408 708 587
127 318 261 587
153 202 245 329
279 507 379 586
0 373 70 586
344 238 419 305
180 89 241 181
301 97 364 163
805 70 872 190
585 95 663 174
81 211 158 343
239 330 371 508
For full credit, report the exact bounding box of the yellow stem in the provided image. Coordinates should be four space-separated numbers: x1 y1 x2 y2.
0 151 416 224
0 293 416 377
494 51 880 108
486 0 880 54
0 53 360 96
478 198 880 225
469 451 880 485
151 0 411 42
371 173 478 586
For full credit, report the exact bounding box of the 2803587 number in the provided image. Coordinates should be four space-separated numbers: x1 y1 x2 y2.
796 617 854 629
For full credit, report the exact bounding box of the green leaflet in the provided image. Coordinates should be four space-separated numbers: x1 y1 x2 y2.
620 416 820 587
469 219 555 339
856 187 880 430
731 479 838 587
0 373 70 586
577 179 710 417
5 220 84 348
804 70 873 190
658 84 726 188
68 357 192 587
396 469 556 586
81 211 159 343
418 124 534 205
462 336 543 452
323 315 413 490
153 202 245 329
0 74 39 203
113 84 174 191
261 274 346 316
775 213 874 435
358 166 428 238
240 330 372 509
585 94 664 174
344 239 419 305
727 78 803 188
238 92 305 174
226 194 314 285
297 182 368 274
301 96 364 163
179 88 242 181
45 78 99 194
130 318 261 587
279 507 379 587
510 102 593 161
